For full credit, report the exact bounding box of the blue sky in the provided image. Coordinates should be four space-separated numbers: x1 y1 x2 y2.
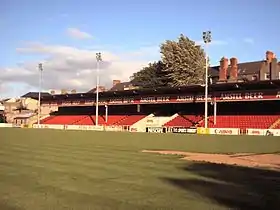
0 0 280 98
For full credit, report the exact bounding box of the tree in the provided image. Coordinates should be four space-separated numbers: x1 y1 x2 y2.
160 34 206 87
130 61 167 88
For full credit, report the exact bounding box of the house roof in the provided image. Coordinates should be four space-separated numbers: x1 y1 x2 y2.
87 86 106 93
21 92 51 99
209 60 264 77
110 82 134 91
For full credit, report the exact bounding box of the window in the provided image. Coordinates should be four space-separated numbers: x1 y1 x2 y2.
252 75 257 81
265 73 270 80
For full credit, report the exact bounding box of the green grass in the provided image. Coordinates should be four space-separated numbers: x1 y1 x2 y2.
0 128 280 210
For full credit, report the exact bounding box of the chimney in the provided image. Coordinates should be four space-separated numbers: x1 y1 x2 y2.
229 57 238 80
99 86 106 92
112 80 121 87
218 57 229 81
266 51 275 63
61 89 67 94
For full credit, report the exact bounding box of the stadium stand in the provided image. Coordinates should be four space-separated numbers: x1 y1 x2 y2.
200 115 280 129
39 99 280 129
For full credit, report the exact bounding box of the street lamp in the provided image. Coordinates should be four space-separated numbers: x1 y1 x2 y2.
37 63 43 125
95 52 102 126
202 31 212 129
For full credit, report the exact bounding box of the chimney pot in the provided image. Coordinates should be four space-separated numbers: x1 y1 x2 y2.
229 57 238 80
112 80 121 87
266 51 275 62
230 57 238 66
219 57 229 81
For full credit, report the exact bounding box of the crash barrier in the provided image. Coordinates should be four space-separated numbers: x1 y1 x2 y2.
161 127 238 135
0 123 13 128
33 124 105 131
2 123 280 136
104 125 123 132
163 127 280 136
33 124 65 130
247 128 280 136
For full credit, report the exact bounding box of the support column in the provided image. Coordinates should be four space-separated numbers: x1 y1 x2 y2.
105 105 108 123
137 104 141 113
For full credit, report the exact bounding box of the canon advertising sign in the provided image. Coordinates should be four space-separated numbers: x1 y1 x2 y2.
211 128 240 135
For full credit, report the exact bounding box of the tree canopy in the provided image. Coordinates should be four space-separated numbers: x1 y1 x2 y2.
130 61 167 88
130 34 206 88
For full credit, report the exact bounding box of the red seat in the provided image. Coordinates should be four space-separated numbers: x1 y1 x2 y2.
41 115 87 125
115 115 146 126
199 115 280 129
164 115 203 127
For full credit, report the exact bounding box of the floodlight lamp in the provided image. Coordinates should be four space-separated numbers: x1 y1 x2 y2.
96 52 102 61
202 31 212 44
38 63 43 71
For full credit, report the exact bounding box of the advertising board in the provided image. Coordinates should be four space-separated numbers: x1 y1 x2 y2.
209 128 240 135
172 127 197 134
33 124 64 130
247 128 280 136
197 127 210 134
129 127 138 132
0 123 13 128
104 126 123 132
247 129 265 136
146 127 164 133
65 125 104 131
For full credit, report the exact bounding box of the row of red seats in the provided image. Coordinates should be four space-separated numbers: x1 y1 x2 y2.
164 115 280 129
200 115 280 129
40 115 146 126
164 115 203 127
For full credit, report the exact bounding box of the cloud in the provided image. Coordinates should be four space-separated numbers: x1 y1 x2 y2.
243 38 254 44
195 40 228 46
67 28 93 40
0 42 158 98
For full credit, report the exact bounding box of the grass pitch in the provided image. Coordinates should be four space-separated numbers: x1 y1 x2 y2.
0 128 280 210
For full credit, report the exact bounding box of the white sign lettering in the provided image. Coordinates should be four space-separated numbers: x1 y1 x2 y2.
220 92 263 100
220 93 242 100
244 92 263 99
215 129 233 135
210 128 240 135
176 96 194 101
109 98 134 104
140 96 170 103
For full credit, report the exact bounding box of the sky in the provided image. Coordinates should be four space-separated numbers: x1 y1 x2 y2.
0 0 280 98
